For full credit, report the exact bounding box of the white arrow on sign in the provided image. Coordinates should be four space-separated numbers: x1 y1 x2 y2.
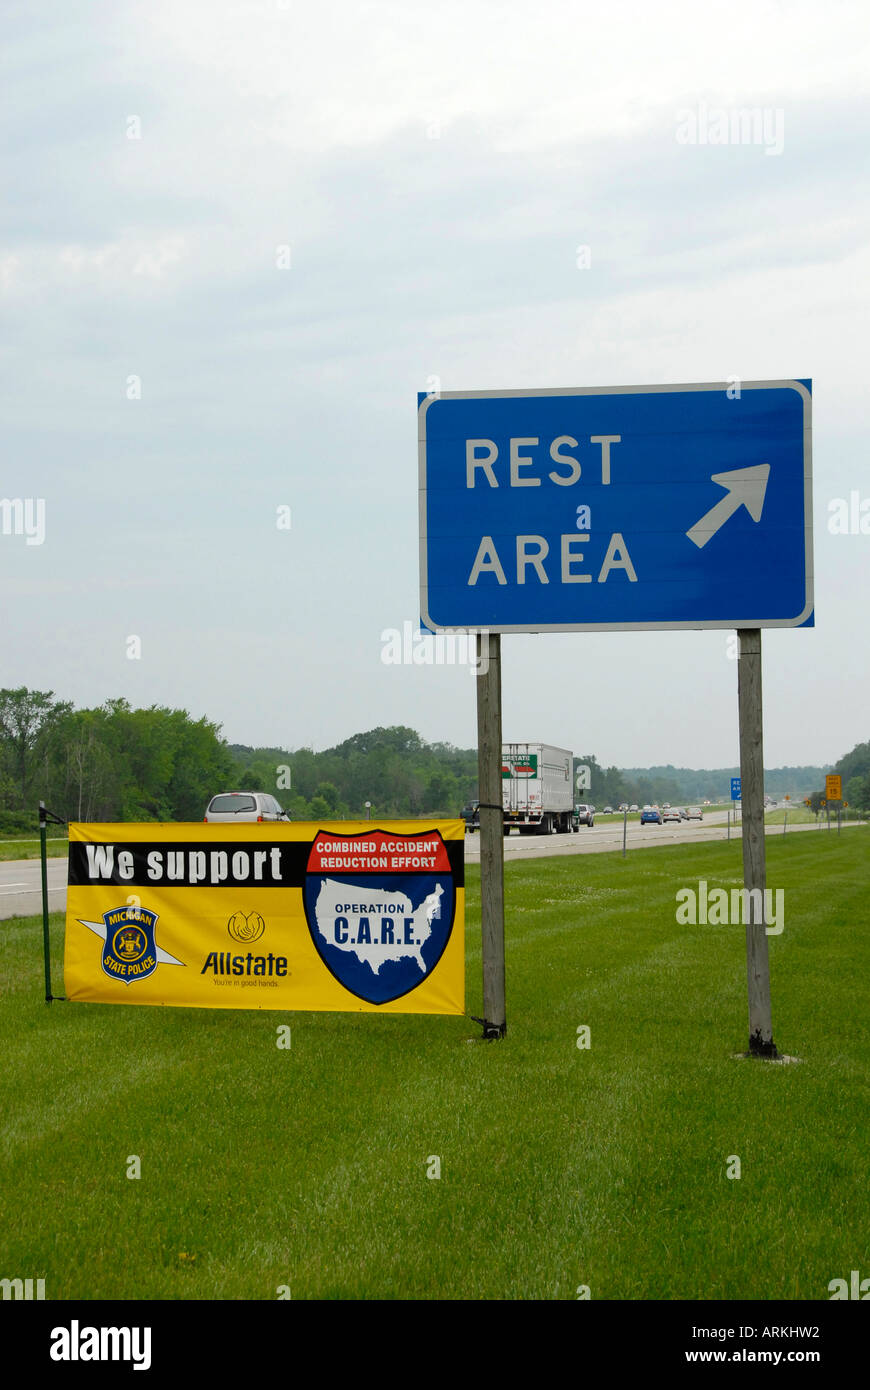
686 463 770 549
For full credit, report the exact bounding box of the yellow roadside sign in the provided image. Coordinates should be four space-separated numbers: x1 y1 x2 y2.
825 774 842 801
64 821 465 1015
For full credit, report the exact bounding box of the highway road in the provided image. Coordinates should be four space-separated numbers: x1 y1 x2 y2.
0 813 859 918
463 809 859 863
1 856 68 920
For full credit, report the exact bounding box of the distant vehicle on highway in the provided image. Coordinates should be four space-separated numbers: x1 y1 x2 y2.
686 807 703 821
641 808 663 825
204 792 290 823
575 804 595 827
619 803 628 812
662 809 681 823
602 806 614 815
461 800 480 832
630 804 639 813
679 808 689 820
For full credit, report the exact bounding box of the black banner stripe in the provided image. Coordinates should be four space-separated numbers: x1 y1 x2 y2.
68 834 465 890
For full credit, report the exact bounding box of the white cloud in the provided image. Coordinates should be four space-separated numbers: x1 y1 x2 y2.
2 0 868 764
138 0 870 153
60 234 187 280
0 254 20 291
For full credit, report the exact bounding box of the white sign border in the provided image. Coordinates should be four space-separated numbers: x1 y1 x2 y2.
418 379 813 634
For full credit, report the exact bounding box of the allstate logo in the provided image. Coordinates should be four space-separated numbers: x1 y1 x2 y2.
227 911 265 943
78 904 184 985
302 829 456 1005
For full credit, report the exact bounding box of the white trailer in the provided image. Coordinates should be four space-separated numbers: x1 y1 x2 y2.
502 743 575 835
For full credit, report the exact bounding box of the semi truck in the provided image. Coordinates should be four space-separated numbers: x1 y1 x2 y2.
502 742 576 835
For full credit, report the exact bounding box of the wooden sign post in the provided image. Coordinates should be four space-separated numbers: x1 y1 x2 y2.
420 380 812 1047
737 630 777 1057
476 632 506 1037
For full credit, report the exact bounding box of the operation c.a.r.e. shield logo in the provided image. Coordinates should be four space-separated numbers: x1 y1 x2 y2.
78 905 184 985
303 830 456 1005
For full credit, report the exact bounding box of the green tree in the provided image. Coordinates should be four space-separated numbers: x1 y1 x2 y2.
845 774 870 812
24 699 235 824
313 781 341 813
835 741 870 785
165 709 235 820
46 707 119 821
0 687 73 808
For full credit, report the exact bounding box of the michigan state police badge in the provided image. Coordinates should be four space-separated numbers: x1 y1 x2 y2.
77 904 183 985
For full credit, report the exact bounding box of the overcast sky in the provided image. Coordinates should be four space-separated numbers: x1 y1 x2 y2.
2 0 868 769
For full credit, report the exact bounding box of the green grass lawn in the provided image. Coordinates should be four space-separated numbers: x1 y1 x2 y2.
0 836 67 862
764 807 817 826
1 829 868 1300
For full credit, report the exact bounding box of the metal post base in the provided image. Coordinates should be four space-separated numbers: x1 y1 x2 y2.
748 1032 778 1058
471 1016 507 1040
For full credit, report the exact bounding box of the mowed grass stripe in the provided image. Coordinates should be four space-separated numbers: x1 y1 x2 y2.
0 830 867 1298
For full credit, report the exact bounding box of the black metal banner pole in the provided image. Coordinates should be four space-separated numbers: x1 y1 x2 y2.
39 801 53 1003
38 801 66 1004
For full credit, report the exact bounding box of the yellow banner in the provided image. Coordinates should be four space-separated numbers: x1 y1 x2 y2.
64 821 464 1015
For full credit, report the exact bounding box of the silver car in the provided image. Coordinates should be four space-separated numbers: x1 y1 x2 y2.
204 792 290 823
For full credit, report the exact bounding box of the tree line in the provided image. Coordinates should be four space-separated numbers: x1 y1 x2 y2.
807 740 870 814
0 693 480 828
1 686 867 830
229 726 477 821
0 688 234 832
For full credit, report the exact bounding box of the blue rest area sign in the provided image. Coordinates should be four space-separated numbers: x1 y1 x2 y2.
731 777 742 800
418 381 813 633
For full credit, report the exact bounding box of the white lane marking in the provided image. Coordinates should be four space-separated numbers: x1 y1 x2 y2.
0 886 67 896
